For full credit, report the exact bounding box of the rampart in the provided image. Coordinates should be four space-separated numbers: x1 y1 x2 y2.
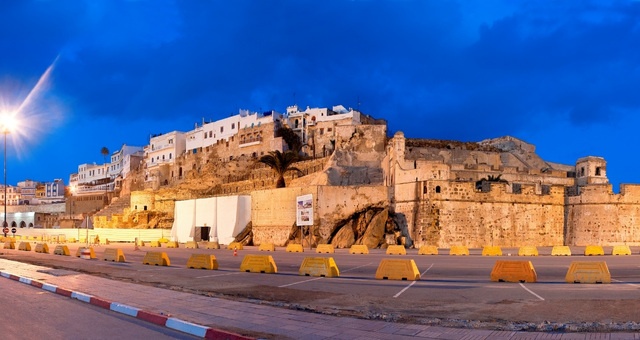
566 183 640 245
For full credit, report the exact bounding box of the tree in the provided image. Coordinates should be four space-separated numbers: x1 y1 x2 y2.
276 127 302 153
258 150 303 188
100 146 110 163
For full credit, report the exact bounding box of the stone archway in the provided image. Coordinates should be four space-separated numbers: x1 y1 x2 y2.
20 221 26 228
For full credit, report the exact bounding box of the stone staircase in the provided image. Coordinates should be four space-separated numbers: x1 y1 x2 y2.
95 194 131 219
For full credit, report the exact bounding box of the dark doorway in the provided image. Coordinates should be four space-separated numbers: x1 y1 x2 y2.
194 226 210 242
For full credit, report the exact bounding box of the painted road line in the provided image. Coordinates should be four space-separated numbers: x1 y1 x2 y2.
195 272 243 279
612 279 640 288
341 262 374 273
279 277 325 288
519 283 544 301
393 264 434 298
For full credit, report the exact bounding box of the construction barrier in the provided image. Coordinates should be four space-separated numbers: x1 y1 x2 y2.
286 244 304 253
375 259 420 281
551 245 572 256
158 237 169 244
204 242 220 250
35 243 49 254
18 242 31 251
240 255 277 273
449 246 469 256
227 242 243 250
76 247 97 259
165 241 179 248
386 245 407 255
103 248 126 262
349 245 369 254
316 244 335 254
299 257 340 277
185 241 199 249
53 245 70 256
482 246 502 256
142 252 171 266
584 245 605 256
4 241 15 250
67 237 76 243
565 261 610 284
518 246 539 256
490 260 537 283
612 245 632 256
259 243 276 252
418 245 438 255
149 241 161 248
186 254 218 270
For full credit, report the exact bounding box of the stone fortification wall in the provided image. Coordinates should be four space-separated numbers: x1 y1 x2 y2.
393 180 565 248
566 184 640 246
251 185 388 246
131 190 155 211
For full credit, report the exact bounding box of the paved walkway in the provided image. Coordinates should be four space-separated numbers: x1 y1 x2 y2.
0 258 638 339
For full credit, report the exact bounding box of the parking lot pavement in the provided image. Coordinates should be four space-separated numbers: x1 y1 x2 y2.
3 243 640 338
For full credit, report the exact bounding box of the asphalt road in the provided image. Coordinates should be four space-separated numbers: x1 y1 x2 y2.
3 242 640 326
0 276 199 339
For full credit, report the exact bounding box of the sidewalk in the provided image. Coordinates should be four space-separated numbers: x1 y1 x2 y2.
0 258 638 339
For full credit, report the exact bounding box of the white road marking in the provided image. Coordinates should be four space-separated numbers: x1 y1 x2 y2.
279 277 325 288
393 264 434 298
612 278 640 287
341 262 374 273
519 283 545 301
195 272 243 279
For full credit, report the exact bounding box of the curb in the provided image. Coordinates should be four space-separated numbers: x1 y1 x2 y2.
0 271 252 340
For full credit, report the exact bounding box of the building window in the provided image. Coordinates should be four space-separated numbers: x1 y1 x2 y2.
435 186 441 193
513 183 522 194
220 126 224 133
232 123 235 129
581 167 585 176
595 167 601 176
204 132 207 139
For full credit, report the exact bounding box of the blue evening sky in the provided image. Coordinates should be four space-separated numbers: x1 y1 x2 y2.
0 1 639 190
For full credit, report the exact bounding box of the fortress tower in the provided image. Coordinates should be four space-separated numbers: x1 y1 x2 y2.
575 156 608 187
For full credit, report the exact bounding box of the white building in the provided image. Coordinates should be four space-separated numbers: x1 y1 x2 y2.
145 131 186 169
17 180 38 205
109 144 144 179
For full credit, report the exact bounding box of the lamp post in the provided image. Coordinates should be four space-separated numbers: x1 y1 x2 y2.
1 113 16 237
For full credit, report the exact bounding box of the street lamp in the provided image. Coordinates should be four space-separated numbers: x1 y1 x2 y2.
1 113 17 237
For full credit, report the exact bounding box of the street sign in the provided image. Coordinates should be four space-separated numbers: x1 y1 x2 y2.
2 227 8 234
11 227 16 234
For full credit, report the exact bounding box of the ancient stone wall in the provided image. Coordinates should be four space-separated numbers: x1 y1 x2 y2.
393 180 565 248
131 190 155 211
566 184 640 245
251 185 389 246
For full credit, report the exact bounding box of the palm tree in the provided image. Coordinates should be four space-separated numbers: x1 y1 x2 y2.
258 150 303 188
100 146 110 203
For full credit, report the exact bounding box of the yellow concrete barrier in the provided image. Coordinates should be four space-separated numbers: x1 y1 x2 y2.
4 241 15 250
490 260 537 283
482 246 502 256
449 246 469 256
165 241 179 248
565 261 610 284
18 242 31 251
375 259 420 281
53 245 70 256
187 254 218 270
142 251 171 266
76 247 97 259
259 243 276 252
418 245 438 255
584 245 604 256
149 241 161 248
68 237 76 243
316 244 335 254
103 248 126 262
386 245 407 255
185 241 199 249
227 242 243 250
158 237 169 244
349 245 369 254
612 245 632 256
35 243 49 254
299 257 340 277
286 244 304 253
240 255 277 273
551 245 572 256
204 242 220 249
518 246 538 256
